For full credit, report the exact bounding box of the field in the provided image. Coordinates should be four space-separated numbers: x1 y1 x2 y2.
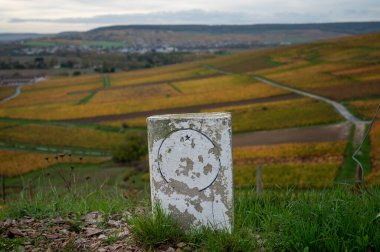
0 150 109 177
0 31 379 187
0 70 288 120
108 63 216 87
0 86 15 101
206 33 380 102
0 123 126 151
22 75 103 91
347 99 380 119
202 32 380 184
98 97 343 131
205 98 343 133
367 122 380 183
233 141 346 188
261 63 380 101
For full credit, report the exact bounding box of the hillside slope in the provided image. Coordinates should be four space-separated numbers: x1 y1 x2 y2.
0 31 379 186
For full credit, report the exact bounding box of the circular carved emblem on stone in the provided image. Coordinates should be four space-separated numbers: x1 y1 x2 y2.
157 129 221 191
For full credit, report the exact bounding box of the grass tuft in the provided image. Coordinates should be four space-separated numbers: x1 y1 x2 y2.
0 186 136 220
131 204 185 248
188 227 256 252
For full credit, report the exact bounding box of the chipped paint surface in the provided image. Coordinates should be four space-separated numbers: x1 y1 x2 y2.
147 113 233 231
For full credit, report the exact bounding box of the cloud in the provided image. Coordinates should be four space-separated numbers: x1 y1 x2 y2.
10 8 380 27
10 10 257 25
2 1 380 33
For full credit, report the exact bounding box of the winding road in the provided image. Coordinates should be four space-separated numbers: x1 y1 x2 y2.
0 85 23 104
253 76 370 145
0 77 46 104
254 76 368 125
205 64 368 126
206 64 370 145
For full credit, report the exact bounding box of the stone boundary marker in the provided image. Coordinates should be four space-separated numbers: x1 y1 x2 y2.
147 113 233 231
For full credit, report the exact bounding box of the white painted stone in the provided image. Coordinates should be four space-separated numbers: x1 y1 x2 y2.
147 112 233 231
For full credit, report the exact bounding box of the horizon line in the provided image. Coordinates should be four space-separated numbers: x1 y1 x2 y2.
2 20 380 34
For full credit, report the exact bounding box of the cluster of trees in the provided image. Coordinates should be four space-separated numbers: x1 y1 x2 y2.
123 52 191 69
0 57 74 69
0 57 47 69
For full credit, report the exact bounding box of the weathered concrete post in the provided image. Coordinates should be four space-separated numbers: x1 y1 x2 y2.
147 112 233 231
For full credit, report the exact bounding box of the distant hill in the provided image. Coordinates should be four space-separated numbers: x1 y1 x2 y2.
2 21 380 62
88 22 380 35
0 33 51 42
3 22 380 43
53 22 380 50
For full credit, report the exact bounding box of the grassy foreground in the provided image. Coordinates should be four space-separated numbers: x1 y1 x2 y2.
1 185 380 251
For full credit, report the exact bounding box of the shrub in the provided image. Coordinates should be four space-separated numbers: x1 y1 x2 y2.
112 131 147 164
72 71 81 76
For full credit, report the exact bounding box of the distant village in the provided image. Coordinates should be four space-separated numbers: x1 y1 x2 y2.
15 44 180 56
0 76 46 87
11 38 269 56
0 38 273 76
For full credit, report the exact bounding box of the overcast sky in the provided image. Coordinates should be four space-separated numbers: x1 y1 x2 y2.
1 0 379 33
